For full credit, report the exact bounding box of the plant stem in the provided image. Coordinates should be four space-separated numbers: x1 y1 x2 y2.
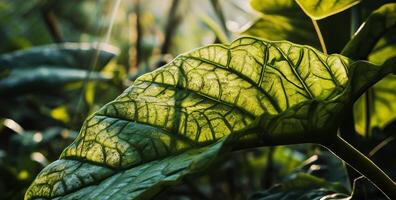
41 8 64 43
161 0 181 55
364 88 373 137
324 135 396 199
311 19 327 54
210 0 230 41
263 147 275 188
134 0 143 66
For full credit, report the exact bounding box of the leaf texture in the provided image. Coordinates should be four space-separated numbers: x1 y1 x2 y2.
26 37 388 200
295 0 361 20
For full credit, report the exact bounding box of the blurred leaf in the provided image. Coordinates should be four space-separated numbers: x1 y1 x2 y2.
0 43 118 96
354 75 396 134
243 0 320 49
0 43 118 70
294 150 350 189
201 14 230 44
295 0 361 20
0 67 109 96
249 173 349 200
50 106 70 124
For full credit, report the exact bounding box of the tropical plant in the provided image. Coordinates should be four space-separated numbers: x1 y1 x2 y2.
24 1 396 200
1 0 395 200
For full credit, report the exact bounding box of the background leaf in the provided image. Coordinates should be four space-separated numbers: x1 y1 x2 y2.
242 0 352 54
242 0 321 49
249 173 349 200
0 43 118 96
295 0 361 20
344 3 396 134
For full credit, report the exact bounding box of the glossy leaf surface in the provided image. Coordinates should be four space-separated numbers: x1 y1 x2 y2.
26 37 391 200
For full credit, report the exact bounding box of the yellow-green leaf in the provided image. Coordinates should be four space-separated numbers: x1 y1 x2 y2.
26 37 393 200
295 0 361 20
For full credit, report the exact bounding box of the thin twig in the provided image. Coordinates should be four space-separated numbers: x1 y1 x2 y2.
369 136 395 157
41 8 64 43
72 0 121 127
161 0 181 55
135 0 143 65
210 0 230 42
263 147 275 188
364 89 373 137
311 19 327 54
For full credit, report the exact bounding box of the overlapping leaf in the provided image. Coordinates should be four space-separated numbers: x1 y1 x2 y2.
295 0 361 20
26 37 392 200
249 173 349 200
243 0 320 49
243 0 352 53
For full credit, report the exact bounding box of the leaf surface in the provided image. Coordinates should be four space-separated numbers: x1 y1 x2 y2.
26 37 392 200
295 0 360 20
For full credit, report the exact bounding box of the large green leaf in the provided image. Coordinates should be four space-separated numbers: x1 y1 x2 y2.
26 37 393 200
249 173 349 200
341 3 396 134
243 0 320 49
295 0 361 20
0 43 118 96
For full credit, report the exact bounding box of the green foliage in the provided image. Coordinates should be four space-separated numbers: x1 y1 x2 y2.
250 173 349 200
0 43 117 96
0 0 395 199
243 0 320 49
295 0 361 20
346 4 396 134
242 0 355 54
26 36 396 199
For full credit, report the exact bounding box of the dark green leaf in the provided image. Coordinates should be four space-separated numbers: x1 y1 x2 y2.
341 3 396 134
26 37 393 200
0 43 118 96
0 43 118 70
294 151 349 189
249 173 349 200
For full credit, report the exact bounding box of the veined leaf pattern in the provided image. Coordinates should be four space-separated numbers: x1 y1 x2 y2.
27 37 377 200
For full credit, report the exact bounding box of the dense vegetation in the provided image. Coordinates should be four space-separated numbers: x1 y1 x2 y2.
1 0 395 199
